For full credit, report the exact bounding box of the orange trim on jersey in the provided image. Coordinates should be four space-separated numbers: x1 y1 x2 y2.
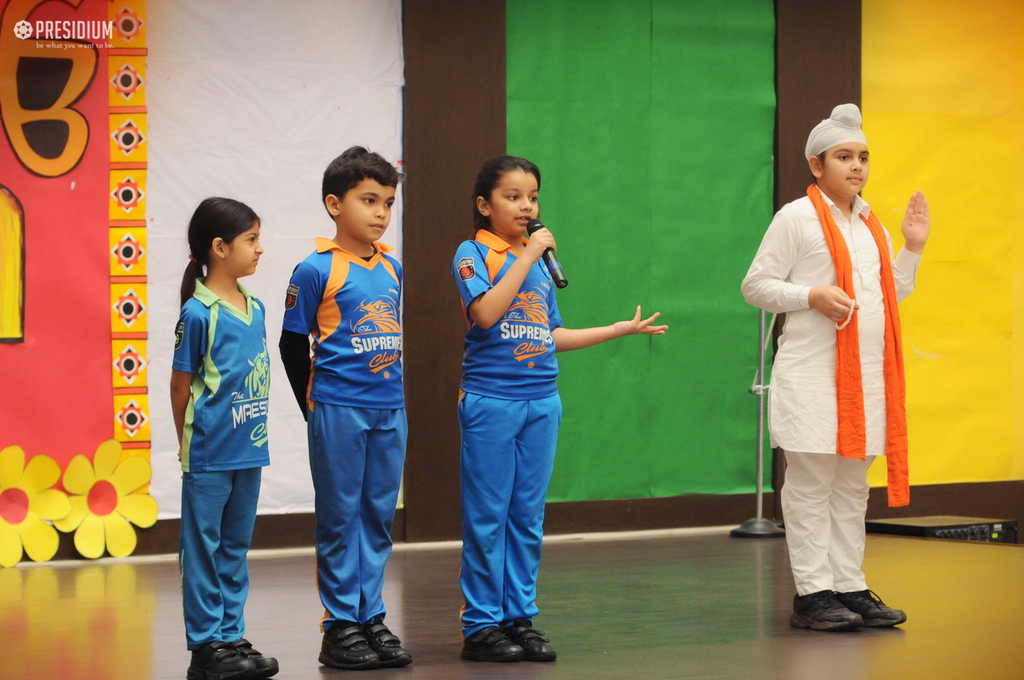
315 237 395 270
377 256 400 285
483 250 507 284
308 241 350 409
305 354 315 412
316 254 349 346
473 228 528 283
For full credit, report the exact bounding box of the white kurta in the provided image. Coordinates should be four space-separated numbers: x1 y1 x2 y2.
741 192 921 456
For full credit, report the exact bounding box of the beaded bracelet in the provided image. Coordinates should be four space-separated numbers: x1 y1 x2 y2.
835 302 856 331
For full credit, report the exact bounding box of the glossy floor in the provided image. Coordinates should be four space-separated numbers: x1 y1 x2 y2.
2 529 1022 680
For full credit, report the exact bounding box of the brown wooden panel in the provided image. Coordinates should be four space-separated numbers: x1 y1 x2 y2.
775 0 861 208
867 481 1024 524
545 481 1024 536
771 0 862 518
544 494 779 535
401 0 507 541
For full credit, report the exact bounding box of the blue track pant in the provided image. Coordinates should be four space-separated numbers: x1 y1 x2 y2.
180 467 261 650
458 392 562 638
308 403 407 630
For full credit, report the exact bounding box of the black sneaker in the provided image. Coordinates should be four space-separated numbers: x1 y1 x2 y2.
836 589 907 627
228 639 279 678
790 590 864 631
461 626 525 662
186 641 257 680
319 621 381 670
363 615 413 668
503 619 557 662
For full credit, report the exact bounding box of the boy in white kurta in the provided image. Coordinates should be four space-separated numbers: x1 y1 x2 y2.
742 104 930 631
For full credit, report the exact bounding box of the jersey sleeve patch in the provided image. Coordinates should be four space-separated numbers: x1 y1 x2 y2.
457 257 475 281
174 321 185 350
285 284 299 310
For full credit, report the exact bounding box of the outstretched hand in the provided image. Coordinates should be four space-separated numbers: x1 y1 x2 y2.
901 190 930 254
615 306 669 336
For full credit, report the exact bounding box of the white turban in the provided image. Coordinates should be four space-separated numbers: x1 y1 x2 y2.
804 103 867 160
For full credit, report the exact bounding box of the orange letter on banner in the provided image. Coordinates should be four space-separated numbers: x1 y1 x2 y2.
0 186 24 343
0 0 97 177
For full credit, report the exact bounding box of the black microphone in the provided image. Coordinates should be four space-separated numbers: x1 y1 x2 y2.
526 218 568 288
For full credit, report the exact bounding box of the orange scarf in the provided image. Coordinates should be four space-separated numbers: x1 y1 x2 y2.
807 184 909 507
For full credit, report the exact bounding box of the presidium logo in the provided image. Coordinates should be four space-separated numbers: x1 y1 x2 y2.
13 19 116 41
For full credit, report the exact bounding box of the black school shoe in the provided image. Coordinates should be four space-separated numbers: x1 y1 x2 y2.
504 619 557 662
363 615 413 668
461 626 526 662
319 621 380 670
186 641 257 680
836 589 907 627
227 639 279 678
790 590 864 631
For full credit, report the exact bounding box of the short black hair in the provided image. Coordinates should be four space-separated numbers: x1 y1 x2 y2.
322 146 402 211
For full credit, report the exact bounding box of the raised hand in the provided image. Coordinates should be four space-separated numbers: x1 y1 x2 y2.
901 190 930 254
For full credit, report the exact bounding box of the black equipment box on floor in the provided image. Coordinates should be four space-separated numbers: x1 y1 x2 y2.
865 516 1018 544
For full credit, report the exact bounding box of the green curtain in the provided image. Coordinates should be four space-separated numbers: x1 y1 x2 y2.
507 0 775 501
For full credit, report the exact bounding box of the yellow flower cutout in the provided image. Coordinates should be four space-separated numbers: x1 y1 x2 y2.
55 440 158 559
0 445 71 567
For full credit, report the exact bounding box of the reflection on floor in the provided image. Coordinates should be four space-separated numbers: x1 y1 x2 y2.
2 529 1023 680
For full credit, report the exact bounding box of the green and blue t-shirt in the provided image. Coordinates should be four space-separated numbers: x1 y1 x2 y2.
173 280 270 472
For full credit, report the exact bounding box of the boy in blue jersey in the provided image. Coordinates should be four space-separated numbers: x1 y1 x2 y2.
278 147 410 671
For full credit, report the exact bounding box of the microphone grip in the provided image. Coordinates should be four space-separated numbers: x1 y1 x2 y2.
526 218 569 288
543 250 569 288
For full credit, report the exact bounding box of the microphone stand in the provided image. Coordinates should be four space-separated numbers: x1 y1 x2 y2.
731 309 785 538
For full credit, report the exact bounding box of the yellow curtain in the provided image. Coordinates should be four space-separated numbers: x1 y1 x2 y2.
863 0 1024 484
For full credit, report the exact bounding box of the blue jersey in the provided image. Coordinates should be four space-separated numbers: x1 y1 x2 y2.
282 238 404 409
173 280 270 473
452 229 564 400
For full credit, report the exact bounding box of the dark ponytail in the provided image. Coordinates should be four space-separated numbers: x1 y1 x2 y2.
179 197 260 307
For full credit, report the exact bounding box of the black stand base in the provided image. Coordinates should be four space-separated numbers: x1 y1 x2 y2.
730 518 786 538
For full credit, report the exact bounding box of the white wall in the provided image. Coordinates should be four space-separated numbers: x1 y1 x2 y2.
145 0 404 517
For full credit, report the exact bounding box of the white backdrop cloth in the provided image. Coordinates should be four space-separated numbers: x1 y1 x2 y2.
146 0 404 518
